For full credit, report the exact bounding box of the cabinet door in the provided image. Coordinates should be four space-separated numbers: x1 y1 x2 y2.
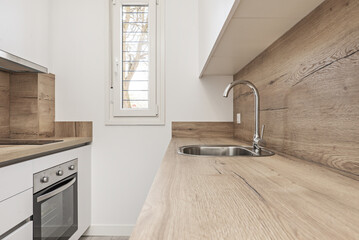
198 0 237 74
70 145 92 240
0 188 33 236
3 221 32 240
0 161 32 202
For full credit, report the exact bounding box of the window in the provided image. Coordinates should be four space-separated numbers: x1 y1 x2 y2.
107 0 164 125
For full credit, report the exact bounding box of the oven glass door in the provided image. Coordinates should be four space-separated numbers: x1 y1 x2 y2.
33 174 78 240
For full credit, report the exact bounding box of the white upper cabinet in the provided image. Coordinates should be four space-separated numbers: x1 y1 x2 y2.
0 0 50 68
199 0 324 78
198 0 239 76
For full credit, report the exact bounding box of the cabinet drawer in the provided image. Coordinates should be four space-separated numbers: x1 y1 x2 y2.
3 221 32 240
0 161 32 202
0 188 33 236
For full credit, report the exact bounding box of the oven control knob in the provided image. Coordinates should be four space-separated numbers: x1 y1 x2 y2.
69 165 75 171
56 170 63 176
41 176 49 183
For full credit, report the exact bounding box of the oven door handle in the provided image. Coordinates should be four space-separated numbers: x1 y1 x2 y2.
37 177 76 203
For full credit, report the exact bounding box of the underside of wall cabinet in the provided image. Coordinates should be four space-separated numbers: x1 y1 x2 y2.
199 0 325 78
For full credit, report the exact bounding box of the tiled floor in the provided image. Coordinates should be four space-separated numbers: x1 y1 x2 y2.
79 237 129 240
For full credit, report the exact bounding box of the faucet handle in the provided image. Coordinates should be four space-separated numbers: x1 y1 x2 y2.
259 125 266 147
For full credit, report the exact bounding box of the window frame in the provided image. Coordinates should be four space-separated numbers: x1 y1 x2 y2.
106 0 165 125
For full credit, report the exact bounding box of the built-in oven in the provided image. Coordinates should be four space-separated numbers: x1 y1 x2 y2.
33 159 78 240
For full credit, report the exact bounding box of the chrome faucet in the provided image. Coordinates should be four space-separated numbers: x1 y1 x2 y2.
223 80 265 153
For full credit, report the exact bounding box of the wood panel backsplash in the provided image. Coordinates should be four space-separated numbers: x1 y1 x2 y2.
0 72 10 138
55 122 93 138
9 73 55 138
172 122 234 138
233 0 359 177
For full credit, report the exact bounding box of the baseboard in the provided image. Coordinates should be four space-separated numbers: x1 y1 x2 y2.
84 224 135 236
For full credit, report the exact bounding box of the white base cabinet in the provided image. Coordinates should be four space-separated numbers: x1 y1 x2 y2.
0 160 32 203
3 222 33 240
0 189 32 237
71 145 92 240
0 145 92 240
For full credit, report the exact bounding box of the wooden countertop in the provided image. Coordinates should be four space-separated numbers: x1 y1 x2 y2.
130 138 359 240
0 137 92 168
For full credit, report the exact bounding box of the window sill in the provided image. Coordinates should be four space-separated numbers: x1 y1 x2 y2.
105 115 165 126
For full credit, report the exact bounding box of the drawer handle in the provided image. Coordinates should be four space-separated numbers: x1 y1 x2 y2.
0 218 31 239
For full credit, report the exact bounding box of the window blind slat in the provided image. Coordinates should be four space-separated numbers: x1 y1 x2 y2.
121 5 150 110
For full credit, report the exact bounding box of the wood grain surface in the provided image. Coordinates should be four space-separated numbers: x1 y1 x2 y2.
233 0 359 177
130 137 359 240
55 122 93 138
0 71 9 138
9 73 55 138
0 137 92 168
80 237 129 240
9 73 39 138
38 74 55 137
172 122 234 138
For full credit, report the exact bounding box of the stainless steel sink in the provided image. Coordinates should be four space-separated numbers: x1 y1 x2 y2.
178 145 274 157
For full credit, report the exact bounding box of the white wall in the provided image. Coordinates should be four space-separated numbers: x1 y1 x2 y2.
0 0 50 68
47 0 233 236
198 0 236 74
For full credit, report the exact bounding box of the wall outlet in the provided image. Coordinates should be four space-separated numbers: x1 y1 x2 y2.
236 113 241 124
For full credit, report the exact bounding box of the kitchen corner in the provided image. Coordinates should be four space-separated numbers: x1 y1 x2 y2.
1 0 359 239
0 50 92 239
130 122 359 240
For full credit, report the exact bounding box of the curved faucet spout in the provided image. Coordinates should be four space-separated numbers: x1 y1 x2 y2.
223 80 263 152
223 80 259 98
